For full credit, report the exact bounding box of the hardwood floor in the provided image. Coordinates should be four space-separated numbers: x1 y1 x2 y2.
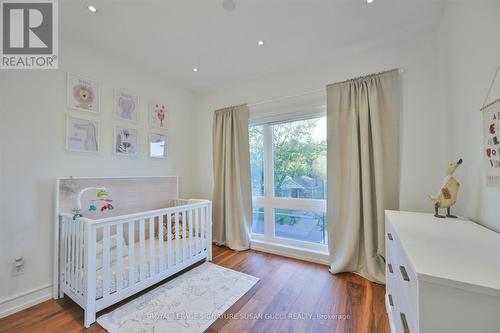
0 245 389 333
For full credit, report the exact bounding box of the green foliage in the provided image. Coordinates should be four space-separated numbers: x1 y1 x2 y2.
249 118 327 198
273 119 326 193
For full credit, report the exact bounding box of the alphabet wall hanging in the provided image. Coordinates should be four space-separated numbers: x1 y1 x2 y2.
481 65 500 187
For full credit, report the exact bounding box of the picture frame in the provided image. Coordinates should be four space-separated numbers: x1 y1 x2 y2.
114 89 139 123
149 132 167 159
67 72 100 114
148 101 167 129
114 126 139 157
66 115 100 153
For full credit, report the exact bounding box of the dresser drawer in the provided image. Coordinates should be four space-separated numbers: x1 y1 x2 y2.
386 221 419 332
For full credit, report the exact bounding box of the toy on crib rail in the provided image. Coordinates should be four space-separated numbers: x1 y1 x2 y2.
429 158 463 219
72 187 114 220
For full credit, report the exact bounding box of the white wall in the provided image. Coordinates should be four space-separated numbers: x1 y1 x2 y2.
438 0 500 232
192 26 447 216
0 36 198 315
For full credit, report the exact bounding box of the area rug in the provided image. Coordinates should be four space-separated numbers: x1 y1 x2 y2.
97 262 259 333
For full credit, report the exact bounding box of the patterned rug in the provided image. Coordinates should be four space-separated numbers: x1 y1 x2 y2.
97 262 259 333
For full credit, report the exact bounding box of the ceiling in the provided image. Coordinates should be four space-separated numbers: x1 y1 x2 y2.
61 0 447 92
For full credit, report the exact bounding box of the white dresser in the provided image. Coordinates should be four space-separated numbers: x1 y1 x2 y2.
385 210 500 333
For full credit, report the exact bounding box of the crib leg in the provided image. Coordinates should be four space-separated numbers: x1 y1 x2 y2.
58 288 64 299
84 310 96 328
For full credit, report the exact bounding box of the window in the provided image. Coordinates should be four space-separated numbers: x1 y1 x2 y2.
249 117 327 251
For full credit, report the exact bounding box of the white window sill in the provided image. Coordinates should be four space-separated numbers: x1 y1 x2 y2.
250 238 329 266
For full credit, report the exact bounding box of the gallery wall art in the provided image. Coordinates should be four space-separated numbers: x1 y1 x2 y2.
67 73 100 114
66 116 100 153
149 132 167 159
114 126 139 156
482 99 500 187
114 89 139 122
148 101 167 129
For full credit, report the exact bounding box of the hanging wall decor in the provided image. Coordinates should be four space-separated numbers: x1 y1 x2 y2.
482 99 500 187
114 126 139 157
148 101 167 129
67 72 100 114
66 116 100 153
481 65 500 187
114 89 139 122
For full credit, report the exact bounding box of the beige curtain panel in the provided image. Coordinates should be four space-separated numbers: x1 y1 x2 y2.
212 105 253 251
327 69 401 284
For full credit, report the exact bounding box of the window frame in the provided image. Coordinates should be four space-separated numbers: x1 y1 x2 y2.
250 117 328 253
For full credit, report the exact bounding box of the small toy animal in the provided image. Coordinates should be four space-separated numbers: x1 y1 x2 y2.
101 203 114 211
429 158 463 218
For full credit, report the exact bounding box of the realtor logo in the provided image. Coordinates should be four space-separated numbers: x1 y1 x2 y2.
1 0 58 69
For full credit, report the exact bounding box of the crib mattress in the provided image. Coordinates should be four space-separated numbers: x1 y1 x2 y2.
71 237 207 299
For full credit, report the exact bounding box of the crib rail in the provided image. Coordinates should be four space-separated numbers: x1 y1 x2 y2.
59 199 212 324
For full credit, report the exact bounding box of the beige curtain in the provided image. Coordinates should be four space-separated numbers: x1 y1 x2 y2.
212 105 253 251
327 69 400 284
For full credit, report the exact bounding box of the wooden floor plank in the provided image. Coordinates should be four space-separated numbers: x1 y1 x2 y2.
0 245 389 333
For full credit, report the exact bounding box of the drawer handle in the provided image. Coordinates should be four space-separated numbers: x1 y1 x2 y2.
400 312 410 333
400 266 410 282
388 263 393 273
388 294 394 306
387 232 393 240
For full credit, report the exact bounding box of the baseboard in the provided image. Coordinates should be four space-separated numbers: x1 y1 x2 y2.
250 239 329 266
0 284 53 319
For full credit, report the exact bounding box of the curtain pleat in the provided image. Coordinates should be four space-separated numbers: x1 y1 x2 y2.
327 70 400 283
212 105 252 251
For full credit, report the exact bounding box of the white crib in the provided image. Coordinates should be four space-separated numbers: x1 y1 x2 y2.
54 177 212 327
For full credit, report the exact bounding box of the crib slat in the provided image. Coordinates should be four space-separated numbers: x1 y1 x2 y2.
128 221 135 287
116 224 124 291
158 216 164 272
195 208 200 254
149 218 155 277
182 210 187 261
75 220 81 294
102 226 111 297
70 220 76 288
167 212 172 268
139 220 146 281
174 211 180 264
188 208 194 258
201 207 206 251
61 218 67 286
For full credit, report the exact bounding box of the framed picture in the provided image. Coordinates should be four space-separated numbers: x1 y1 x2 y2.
114 126 139 156
149 132 167 159
114 89 139 122
148 101 167 129
66 116 100 153
67 72 100 114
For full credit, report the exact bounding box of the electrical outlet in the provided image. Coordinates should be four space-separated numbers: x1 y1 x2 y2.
12 257 25 276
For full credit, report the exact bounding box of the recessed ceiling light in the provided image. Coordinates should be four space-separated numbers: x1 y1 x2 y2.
87 5 97 13
222 0 235 11
367 0 375 3
192 67 198 72
258 40 264 46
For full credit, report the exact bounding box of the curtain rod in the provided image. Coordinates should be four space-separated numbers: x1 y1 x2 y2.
247 68 406 108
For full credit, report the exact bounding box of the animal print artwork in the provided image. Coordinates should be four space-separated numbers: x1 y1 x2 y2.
115 126 138 156
67 73 99 113
149 101 167 129
67 116 99 152
115 90 139 122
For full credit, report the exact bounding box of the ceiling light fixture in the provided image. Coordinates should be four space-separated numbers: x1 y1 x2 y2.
258 40 264 46
192 67 198 72
222 0 235 11
367 0 375 3
87 5 97 13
